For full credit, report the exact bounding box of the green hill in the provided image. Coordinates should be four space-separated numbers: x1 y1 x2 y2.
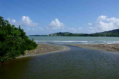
49 29 119 37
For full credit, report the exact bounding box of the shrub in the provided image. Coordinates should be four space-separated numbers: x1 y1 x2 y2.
0 16 37 62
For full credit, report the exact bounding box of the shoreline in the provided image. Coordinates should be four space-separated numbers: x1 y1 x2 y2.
17 44 69 59
68 44 119 53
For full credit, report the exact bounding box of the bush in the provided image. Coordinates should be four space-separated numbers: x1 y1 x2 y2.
0 16 37 62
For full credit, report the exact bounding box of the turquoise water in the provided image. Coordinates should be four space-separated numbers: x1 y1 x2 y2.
29 36 119 44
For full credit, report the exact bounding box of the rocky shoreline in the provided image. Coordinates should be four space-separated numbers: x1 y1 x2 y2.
68 44 119 53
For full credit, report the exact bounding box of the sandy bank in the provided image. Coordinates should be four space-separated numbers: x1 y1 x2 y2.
68 44 119 53
17 44 69 58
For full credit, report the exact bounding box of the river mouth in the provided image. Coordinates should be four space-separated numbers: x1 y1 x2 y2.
1 45 119 79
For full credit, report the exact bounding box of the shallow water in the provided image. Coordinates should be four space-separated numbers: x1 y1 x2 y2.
29 36 119 44
1 45 119 79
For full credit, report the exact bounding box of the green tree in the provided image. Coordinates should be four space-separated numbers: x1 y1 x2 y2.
0 16 37 62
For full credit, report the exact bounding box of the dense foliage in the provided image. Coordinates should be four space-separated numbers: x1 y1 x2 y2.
0 16 37 62
48 30 119 37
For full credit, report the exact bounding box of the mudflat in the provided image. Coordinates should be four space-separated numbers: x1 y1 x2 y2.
68 44 119 53
17 44 69 58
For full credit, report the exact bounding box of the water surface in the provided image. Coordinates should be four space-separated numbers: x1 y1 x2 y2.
29 36 119 44
1 45 119 79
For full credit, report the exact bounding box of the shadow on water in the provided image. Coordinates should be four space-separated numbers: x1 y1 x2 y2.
1 45 119 79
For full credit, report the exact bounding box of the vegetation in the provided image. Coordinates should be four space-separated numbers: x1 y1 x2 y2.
0 16 37 62
30 29 119 37
48 30 119 37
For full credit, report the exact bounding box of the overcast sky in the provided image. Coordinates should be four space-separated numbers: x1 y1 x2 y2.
1 0 119 35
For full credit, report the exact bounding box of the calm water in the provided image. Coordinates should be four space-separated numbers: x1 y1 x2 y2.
29 36 119 44
0 46 119 79
1 36 119 79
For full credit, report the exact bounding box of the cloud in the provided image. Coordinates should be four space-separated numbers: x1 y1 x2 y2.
67 27 82 33
98 15 107 21
12 19 16 23
21 16 37 26
7 18 16 23
48 19 65 29
7 16 37 27
89 15 119 33
88 23 92 25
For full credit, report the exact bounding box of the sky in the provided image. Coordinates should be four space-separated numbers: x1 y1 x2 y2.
1 0 119 35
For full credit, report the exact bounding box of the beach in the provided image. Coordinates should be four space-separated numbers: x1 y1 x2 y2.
68 44 119 53
17 44 69 58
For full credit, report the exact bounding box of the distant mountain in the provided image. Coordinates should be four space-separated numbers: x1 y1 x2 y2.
91 29 119 37
29 29 119 37
49 29 119 37
30 35 48 36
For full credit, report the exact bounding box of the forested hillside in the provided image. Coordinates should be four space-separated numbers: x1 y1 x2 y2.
49 29 119 37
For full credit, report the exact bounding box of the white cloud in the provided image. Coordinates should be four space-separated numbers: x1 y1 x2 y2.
12 19 16 23
98 15 107 21
48 19 65 29
7 16 37 27
7 18 16 23
21 16 37 26
88 23 92 25
89 15 119 33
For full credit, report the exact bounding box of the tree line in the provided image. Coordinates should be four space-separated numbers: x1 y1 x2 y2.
48 31 119 37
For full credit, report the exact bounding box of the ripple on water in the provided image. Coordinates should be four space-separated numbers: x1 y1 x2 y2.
0 46 119 79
